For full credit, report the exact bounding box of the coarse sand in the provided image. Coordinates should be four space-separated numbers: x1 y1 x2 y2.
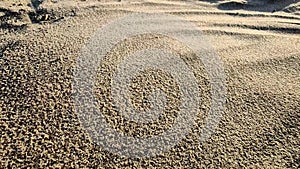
1 0 299 168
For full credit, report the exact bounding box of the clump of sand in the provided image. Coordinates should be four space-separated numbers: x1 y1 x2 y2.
0 0 76 27
0 0 33 26
0 0 33 12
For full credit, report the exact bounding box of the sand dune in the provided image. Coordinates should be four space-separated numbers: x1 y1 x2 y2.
1 0 299 168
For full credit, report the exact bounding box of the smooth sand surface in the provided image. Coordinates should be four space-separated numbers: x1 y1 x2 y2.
1 0 299 168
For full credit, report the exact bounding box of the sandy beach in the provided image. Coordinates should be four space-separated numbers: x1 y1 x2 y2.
1 0 299 168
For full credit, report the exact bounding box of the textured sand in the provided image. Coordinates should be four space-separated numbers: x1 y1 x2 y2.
1 0 299 168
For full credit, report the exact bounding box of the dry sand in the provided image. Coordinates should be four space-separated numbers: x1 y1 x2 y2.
1 0 299 168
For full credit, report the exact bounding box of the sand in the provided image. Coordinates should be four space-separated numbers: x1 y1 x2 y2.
0 0 299 168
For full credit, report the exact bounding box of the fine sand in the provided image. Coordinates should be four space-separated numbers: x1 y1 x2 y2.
1 0 299 168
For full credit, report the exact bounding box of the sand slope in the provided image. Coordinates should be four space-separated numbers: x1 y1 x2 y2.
1 0 299 168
